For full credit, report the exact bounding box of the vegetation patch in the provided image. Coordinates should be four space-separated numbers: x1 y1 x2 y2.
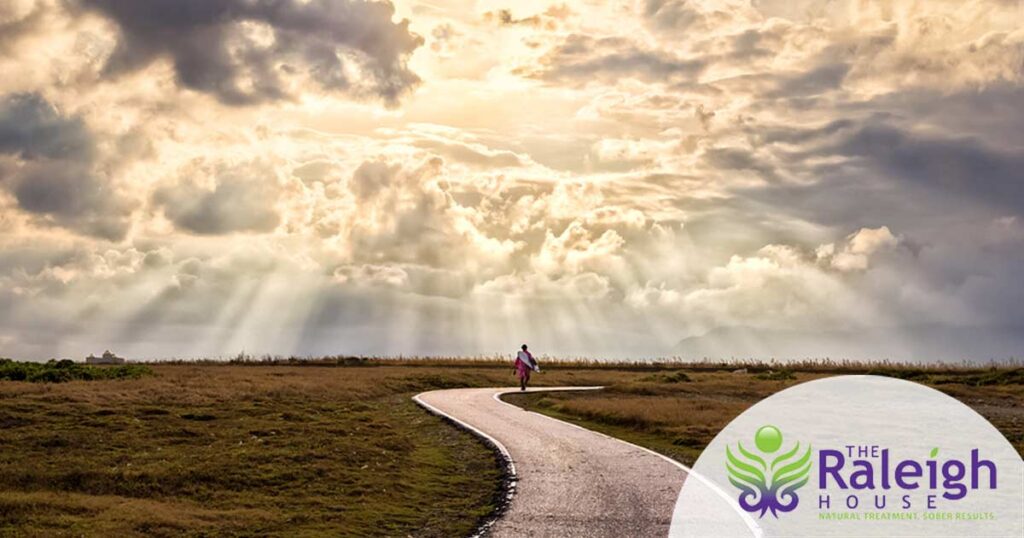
931 367 1024 386
640 371 692 383
755 369 796 381
0 359 152 383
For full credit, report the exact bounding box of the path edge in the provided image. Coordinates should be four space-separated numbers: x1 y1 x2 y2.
412 392 517 538
493 388 763 538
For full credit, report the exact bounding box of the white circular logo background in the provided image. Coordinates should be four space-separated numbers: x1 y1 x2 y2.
670 375 1024 537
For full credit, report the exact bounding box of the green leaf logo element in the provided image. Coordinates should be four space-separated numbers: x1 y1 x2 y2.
930 447 939 458
772 442 812 490
725 425 813 518
726 444 766 488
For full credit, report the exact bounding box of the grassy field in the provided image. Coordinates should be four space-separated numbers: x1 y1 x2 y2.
0 364 516 537
502 365 1024 466
0 358 1020 536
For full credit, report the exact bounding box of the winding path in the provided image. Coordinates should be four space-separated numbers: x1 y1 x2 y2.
414 387 689 537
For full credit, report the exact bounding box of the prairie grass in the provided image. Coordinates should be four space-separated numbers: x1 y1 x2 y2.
160 353 1020 374
0 365 524 537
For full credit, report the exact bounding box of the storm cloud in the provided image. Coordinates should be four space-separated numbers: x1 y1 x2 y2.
0 93 93 160
77 0 423 105
836 125 1024 213
0 93 131 240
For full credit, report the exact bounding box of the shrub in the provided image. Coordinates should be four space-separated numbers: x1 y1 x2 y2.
662 371 692 383
755 369 796 381
0 360 153 383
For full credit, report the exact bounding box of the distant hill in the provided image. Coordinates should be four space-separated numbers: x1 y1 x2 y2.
673 326 1024 363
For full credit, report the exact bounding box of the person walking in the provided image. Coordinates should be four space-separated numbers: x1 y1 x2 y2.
514 344 539 391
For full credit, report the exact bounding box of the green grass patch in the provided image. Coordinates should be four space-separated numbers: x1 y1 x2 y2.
0 359 152 383
754 369 796 381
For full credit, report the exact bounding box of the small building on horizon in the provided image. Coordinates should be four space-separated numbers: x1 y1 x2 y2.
86 350 126 365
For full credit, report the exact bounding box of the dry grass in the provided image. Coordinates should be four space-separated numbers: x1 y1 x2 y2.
162 354 1021 373
0 365 525 537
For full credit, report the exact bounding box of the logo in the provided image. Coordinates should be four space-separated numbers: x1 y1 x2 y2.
726 424 813 518
675 377 1022 536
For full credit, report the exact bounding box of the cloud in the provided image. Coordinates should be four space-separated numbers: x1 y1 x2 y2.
0 93 93 160
769 63 850 98
0 0 46 52
153 161 281 235
333 263 408 288
704 146 781 183
532 220 625 278
411 138 524 168
643 0 755 35
819 226 901 272
77 0 423 105
734 104 1024 238
834 124 1024 213
343 157 521 270
483 5 572 30
429 22 461 56
525 34 706 84
350 160 398 199
475 271 613 300
0 93 132 240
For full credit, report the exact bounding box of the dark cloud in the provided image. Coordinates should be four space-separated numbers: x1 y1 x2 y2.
836 124 1024 213
0 93 132 240
0 93 93 160
733 117 1024 240
846 84 1024 148
153 166 281 234
768 63 850 98
526 34 705 84
754 119 855 146
705 145 787 184
78 0 423 106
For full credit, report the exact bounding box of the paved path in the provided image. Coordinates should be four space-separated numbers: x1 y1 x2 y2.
414 387 688 537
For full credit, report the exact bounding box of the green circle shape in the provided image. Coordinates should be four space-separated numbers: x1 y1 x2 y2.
755 425 783 453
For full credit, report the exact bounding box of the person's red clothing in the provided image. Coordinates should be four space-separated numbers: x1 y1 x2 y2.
515 350 535 380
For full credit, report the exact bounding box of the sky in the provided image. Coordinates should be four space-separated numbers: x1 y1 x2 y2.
0 0 1022 360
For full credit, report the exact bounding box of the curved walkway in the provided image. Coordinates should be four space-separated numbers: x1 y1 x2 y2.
414 387 688 537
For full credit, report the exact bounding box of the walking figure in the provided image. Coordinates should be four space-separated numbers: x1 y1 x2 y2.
514 344 539 391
